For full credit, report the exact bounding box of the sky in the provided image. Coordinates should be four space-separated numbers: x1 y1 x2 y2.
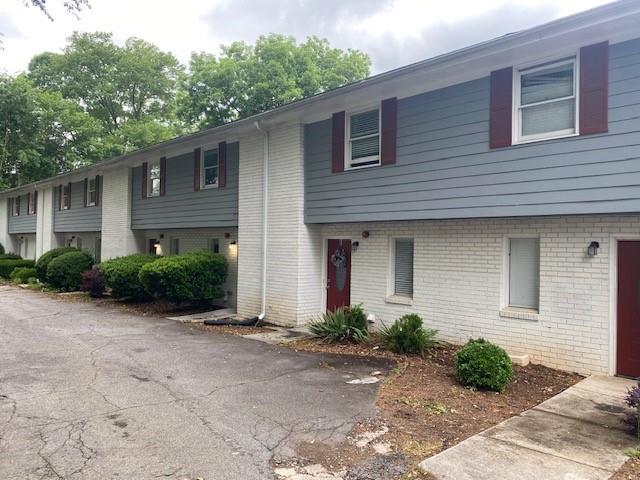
0 0 613 76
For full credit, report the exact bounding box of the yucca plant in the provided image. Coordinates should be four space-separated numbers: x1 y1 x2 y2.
309 306 369 343
380 314 438 355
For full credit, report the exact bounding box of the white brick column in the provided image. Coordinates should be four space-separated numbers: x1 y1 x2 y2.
237 124 322 326
36 186 61 258
100 166 144 260
0 197 16 254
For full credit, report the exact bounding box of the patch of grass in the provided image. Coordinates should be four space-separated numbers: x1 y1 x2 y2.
625 446 640 459
401 439 443 458
397 397 448 415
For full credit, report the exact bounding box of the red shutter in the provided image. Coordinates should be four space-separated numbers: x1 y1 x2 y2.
218 141 227 188
58 185 62 210
141 162 148 199
489 67 513 149
331 111 345 173
160 157 167 196
33 191 38 214
580 41 608 135
67 183 71 209
193 148 201 191
381 97 397 165
17 196 20 215
83 178 88 207
95 176 100 206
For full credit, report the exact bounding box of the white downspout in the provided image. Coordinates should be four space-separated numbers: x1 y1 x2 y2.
254 121 269 321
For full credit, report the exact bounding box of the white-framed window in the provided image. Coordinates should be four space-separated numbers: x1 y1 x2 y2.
87 178 97 206
208 238 220 254
28 192 36 215
389 238 414 299
514 57 578 144
148 161 161 197
507 237 540 310
346 107 381 169
201 148 219 188
62 185 70 210
12 197 19 216
170 238 180 255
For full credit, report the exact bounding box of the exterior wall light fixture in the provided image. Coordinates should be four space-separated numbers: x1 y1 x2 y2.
587 241 600 257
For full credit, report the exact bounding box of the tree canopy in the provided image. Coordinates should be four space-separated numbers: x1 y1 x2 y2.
27 0 90 20
1 32 370 190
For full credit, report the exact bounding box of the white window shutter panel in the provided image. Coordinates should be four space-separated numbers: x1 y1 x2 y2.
394 239 414 298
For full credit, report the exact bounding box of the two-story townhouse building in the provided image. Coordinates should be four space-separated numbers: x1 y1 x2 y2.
1 0 639 377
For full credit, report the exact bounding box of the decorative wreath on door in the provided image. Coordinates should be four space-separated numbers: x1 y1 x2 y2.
331 247 347 291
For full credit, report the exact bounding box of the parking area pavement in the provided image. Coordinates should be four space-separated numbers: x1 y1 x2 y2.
0 286 389 479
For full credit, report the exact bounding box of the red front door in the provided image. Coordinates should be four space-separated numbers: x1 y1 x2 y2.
617 241 640 377
326 239 351 312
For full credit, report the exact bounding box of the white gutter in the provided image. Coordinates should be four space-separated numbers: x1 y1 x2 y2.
254 121 269 321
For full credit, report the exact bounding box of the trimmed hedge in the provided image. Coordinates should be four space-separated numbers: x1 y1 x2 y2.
0 253 22 260
100 254 159 300
139 252 227 303
0 259 35 278
455 338 513 392
35 247 80 282
10 267 37 284
46 251 94 291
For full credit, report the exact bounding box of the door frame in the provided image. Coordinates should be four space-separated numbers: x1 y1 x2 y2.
321 235 353 313
608 234 640 376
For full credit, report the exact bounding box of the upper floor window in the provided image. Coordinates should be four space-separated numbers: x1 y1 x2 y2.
515 58 577 143
148 161 161 197
28 192 36 215
87 178 97 206
12 197 20 216
62 185 70 210
202 149 219 188
347 108 380 169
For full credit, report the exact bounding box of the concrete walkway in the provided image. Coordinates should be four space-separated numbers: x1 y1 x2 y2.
419 375 637 480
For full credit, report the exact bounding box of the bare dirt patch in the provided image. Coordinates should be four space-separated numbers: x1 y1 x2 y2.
282 337 583 478
191 323 276 336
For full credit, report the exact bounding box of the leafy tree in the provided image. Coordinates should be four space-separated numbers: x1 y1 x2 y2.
0 75 101 189
182 34 371 129
28 32 184 155
26 0 89 20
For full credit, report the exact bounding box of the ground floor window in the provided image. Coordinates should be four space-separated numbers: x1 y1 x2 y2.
208 238 220 254
507 237 540 310
94 237 101 263
170 238 180 255
391 238 414 298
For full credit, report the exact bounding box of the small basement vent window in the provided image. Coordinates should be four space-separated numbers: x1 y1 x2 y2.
393 238 414 298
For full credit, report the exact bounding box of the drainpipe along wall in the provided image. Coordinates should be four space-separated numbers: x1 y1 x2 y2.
254 121 269 321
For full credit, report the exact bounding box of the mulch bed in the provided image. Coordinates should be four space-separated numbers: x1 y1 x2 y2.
191 323 275 336
612 458 640 479
287 336 583 473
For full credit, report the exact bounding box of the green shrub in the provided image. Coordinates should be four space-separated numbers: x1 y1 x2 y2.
455 338 514 392
138 252 227 303
309 305 369 343
0 253 21 260
80 268 106 297
0 259 35 278
100 254 159 300
10 267 37 284
0 242 4 254
46 251 94 291
35 247 80 282
380 314 438 355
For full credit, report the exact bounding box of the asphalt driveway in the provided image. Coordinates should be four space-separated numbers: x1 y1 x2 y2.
0 286 388 479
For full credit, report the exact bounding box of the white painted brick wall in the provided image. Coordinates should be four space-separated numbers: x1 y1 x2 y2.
319 215 640 375
141 228 238 309
100 167 144 260
37 187 61 258
237 125 322 326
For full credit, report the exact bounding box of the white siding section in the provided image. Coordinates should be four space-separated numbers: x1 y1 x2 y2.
100 167 144 260
319 215 640 375
0 197 15 254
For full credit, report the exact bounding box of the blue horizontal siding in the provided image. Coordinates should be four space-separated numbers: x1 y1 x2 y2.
8 194 36 234
53 180 102 232
130 142 239 229
304 38 640 223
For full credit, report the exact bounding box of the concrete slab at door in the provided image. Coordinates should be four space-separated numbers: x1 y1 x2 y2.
617 241 640 377
326 239 351 312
